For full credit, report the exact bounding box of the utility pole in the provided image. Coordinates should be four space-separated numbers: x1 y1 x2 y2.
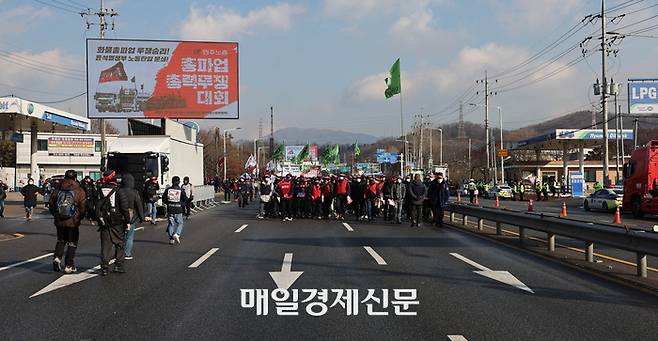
601 0 610 186
418 115 424 171
468 138 472 178
481 70 491 182
269 106 274 158
615 91 620 183
498 106 505 184
82 0 118 170
619 103 625 167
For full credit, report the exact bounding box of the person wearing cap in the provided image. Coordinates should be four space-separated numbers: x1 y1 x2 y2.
143 176 160 225
49 170 87 274
163 176 188 245
95 170 131 275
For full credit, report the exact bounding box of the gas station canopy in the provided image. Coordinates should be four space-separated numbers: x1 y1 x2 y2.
513 129 634 151
0 96 89 133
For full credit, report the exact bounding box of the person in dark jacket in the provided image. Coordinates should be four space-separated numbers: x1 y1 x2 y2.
0 180 8 218
431 173 450 227
81 176 97 225
143 176 160 225
350 177 365 220
49 170 87 273
407 174 427 228
163 176 188 245
381 178 393 221
96 171 131 276
390 177 406 224
122 174 145 260
20 178 39 221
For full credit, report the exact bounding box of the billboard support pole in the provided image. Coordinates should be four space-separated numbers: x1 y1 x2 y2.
600 0 610 186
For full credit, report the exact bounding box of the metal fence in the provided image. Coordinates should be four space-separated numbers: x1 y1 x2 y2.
193 185 216 206
445 203 658 278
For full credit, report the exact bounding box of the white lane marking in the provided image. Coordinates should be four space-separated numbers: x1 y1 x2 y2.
234 224 248 233
135 226 144 231
188 248 220 268
0 253 54 272
450 253 534 294
449 253 491 271
447 336 468 341
30 259 115 298
363 246 387 265
342 222 354 232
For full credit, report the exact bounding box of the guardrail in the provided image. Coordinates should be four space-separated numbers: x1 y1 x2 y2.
446 203 658 278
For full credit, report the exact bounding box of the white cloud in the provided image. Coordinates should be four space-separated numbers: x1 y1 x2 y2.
323 0 397 18
0 5 51 36
495 0 585 32
0 49 83 86
178 3 305 40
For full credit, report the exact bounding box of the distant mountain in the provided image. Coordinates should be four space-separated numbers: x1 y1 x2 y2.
273 127 380 145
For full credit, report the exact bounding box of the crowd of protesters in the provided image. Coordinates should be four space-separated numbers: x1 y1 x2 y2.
218 171 450 227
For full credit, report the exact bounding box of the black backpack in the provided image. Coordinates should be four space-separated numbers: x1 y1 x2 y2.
96 188 123 227
56 190 77 219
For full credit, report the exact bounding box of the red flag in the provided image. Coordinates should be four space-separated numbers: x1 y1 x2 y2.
98 61 128 83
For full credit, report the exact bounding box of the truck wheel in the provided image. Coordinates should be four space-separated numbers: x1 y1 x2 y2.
631 196 644 218
584 200 590 211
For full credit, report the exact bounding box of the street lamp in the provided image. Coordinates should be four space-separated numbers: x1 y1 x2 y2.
497 106 505 184
438 128 443 166
224 127 241 181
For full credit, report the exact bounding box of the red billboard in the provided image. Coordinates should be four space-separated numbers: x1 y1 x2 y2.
87 39 239 119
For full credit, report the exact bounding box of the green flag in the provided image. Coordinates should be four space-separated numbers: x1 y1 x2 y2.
385 58 401 99
272 144 285 161
332 144 340 164
353 142 360 158
293 144 309 164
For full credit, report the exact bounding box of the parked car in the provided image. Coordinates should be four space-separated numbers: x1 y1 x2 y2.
488 185 513 199
584 188 623 212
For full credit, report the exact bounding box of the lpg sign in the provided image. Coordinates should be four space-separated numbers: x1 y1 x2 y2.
629 82 658 114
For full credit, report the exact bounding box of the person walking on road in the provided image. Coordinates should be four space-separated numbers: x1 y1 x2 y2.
81 176 97 225
391 177 405 224
121 174 144 261
407 174 427 228
276 175 293 221
518 181 525 201
258 176 274 219
333 174 350 220
143 176 159 225
49 170 87 274
0 180 8 218
182 176 194 219
95 171 131 276
20 178 39 221
467 179 476 204
163 176 188 245
431 173 450 227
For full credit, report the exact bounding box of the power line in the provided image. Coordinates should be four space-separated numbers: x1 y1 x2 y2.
31 0 81 14
1 92 87 104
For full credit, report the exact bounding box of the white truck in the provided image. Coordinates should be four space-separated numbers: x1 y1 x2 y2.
105 121 204 209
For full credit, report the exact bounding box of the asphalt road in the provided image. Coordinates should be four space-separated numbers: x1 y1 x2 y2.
1 202 658 341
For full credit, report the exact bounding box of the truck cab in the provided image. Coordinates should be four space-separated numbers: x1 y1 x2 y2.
622 140 658 217
106 151 169 196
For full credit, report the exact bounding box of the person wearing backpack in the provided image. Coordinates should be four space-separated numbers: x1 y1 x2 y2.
49 170 87 274
163 176 188 245
121 174 144 260
95 171 131 276
0 180 8 218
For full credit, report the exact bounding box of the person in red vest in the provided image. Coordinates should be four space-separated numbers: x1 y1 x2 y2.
310 178 322 219
320 177 334 219
364 177 378 222
333 174 350 220
276 174 294 221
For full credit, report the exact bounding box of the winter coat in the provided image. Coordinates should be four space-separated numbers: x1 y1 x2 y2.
162 184 188 215
121 174 144 224
350 181 364 202
431 181 450 209
407 180 427 206
49 179 87 228
20 184 39 207
391 182 406 201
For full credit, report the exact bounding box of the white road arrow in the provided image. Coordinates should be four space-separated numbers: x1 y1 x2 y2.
30 260 115 298
269 253 303 290
450 253 534 294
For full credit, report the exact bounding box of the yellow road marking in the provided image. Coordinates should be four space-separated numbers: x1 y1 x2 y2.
0 233 25 242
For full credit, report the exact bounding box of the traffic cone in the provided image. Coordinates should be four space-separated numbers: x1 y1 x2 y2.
474 194 479 206
560 202 567 218
612 206 622 224
495 195 500 208
457 192 461 203
528 199 534 212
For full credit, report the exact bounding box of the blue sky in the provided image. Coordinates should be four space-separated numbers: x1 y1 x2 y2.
0 0 656 139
